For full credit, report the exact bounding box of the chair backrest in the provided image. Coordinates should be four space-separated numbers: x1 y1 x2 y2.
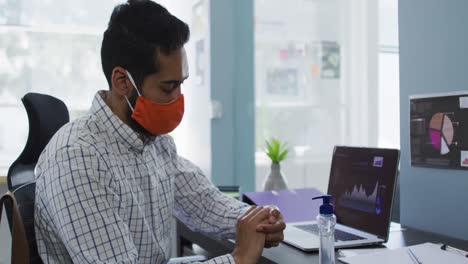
4 93 69 263
7 93 69 190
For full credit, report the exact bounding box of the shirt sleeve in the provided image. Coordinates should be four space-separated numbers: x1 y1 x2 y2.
35 144 139 264
167 139 250 240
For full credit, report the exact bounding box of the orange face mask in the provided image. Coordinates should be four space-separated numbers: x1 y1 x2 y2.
125 71 184 136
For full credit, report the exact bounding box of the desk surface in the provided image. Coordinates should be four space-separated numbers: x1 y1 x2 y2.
177 221 468 264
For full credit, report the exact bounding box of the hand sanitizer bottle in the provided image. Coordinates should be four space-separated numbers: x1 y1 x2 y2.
313 195 336 264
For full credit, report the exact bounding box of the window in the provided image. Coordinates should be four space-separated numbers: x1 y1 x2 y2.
254 0 400 191
378 0 400 148
159 0 212 177
0 1 121 175
0 0 210 177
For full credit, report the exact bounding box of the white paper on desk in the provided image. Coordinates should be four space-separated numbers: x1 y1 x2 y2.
338 243 468 264
338 247 387 258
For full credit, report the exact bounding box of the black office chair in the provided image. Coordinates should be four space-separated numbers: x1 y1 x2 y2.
5 92 69 264
1 183 37 263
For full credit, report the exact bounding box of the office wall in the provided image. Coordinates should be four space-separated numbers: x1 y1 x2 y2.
210 0 255 192
399 0 468 239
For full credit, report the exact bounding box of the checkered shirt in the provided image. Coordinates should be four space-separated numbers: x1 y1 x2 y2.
34 91 249 263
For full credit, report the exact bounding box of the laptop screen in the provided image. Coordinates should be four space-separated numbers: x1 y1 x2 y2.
328 146 400 239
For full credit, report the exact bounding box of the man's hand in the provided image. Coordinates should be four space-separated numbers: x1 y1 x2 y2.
232 206 270 264
256 205 286 248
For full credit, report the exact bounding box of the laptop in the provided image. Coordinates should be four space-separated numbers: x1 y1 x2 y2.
283 146 400 251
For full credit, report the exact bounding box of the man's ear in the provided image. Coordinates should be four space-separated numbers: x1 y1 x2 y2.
111 66 132 97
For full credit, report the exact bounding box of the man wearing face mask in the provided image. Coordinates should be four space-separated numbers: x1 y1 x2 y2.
34 1 285 264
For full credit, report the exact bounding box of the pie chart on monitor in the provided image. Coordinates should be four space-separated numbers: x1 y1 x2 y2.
429 113 454 155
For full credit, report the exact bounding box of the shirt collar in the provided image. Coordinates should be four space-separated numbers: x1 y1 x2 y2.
90 91 152 152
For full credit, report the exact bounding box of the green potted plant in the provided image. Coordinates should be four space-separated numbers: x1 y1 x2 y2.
263 138 289 191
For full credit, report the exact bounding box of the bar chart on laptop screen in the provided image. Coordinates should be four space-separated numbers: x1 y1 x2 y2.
333 156 388 216
340 182 384 215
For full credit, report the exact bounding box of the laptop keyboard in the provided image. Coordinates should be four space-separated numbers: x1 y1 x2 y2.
295 224 365 242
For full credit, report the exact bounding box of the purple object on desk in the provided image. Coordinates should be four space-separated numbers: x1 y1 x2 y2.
242 188 324 223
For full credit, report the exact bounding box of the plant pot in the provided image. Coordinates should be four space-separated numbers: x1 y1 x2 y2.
263 162 288 191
